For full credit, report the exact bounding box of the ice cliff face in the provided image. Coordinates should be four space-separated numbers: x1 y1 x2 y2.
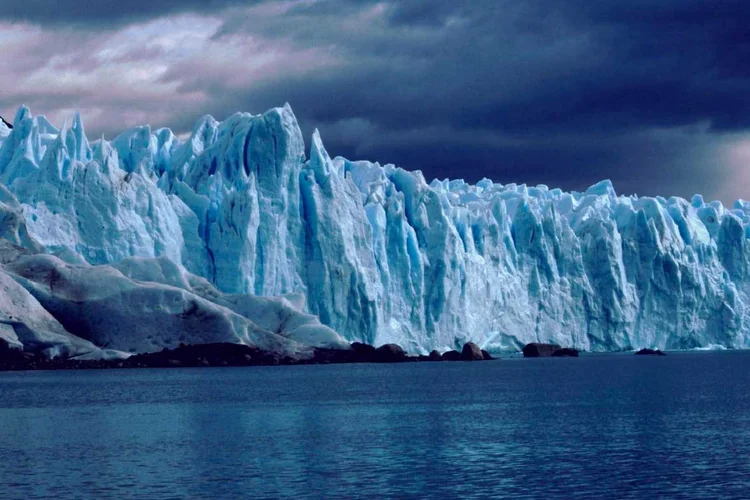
0 143 346 358
1 104 749 353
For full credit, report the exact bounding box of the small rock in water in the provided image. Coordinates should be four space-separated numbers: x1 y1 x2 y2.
461 342 484 361
441 350 461 361
351 342 377 361
374 344 406 363
635 348 666 356
481 350 494 360
522 343 562 357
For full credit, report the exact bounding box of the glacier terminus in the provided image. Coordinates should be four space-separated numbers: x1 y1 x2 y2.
0 104 749 356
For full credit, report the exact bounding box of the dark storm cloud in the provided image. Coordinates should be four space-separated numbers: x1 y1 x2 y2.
3 0 750 202
216 0 750 133
192 0 750 200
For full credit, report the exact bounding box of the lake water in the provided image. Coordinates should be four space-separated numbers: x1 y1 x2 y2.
1 351 750 499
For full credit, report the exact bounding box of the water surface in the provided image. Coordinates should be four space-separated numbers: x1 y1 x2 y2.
1 351 749 499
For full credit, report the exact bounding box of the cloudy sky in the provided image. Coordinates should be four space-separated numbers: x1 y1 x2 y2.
1 0 749 203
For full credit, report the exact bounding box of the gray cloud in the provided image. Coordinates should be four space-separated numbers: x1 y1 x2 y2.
0 0 255 27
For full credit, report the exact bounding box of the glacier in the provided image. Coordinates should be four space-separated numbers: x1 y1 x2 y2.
1 104 749 356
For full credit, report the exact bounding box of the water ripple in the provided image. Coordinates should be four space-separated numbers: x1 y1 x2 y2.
0 352 749 499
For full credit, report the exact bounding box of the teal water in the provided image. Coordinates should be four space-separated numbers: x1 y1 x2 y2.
1 352 750 499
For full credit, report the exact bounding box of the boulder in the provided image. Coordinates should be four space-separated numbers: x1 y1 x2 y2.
374 343 407 363
522 343 562 357
481 350 493 360
441 350 461 361
461 342 484 361
635 348 666 356
351 342 377 361
551 348 579 357
428 350 442 361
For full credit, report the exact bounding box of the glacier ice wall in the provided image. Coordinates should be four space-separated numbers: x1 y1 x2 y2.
1 104 749 353
0 173 347 358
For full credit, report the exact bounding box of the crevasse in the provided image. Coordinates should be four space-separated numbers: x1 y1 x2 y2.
1 104 748 353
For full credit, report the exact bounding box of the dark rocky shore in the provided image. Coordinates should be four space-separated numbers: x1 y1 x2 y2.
0 339 494 372
2 338 672 372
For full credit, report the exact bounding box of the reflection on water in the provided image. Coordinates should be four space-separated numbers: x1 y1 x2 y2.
1 352 750 499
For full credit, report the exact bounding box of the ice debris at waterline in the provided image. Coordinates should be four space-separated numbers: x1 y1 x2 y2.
1 104 749 357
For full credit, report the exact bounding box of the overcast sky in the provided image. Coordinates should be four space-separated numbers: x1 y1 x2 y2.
1 0 749 203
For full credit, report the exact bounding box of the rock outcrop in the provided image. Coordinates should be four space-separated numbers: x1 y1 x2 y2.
635 348 667 356
461 342 484 360
441 350 461 361
522 343 562 357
